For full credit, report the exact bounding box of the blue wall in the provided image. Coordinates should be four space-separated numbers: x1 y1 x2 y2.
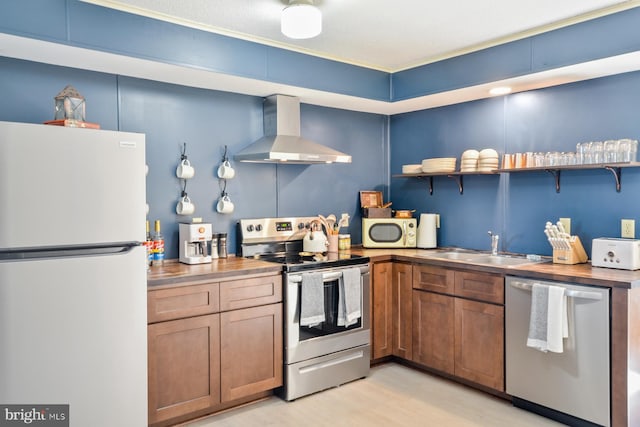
390 71 640 257
0 57 387 257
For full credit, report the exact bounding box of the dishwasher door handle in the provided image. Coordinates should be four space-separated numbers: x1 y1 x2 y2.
509 281 603 301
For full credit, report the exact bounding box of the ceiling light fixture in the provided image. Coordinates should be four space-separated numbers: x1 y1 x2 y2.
489 86 512 96
281 0 322 40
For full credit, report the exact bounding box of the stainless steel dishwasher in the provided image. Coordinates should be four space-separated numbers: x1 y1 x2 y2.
505 276 610 427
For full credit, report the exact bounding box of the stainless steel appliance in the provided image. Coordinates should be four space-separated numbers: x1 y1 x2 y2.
0 121 147 426
238 217 370 401
505 276 610 427
362 217 417 248
178 222 212 264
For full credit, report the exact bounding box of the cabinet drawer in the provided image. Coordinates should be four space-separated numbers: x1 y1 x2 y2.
454 271 504 304
220 275 282 311
413 265 455 294
148 283 220 323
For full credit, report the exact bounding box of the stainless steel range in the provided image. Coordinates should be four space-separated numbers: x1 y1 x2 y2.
237 217 371 401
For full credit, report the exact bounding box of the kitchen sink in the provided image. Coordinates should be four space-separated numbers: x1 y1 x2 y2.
427 251 544 267
427 251 484 260
467 255 542 266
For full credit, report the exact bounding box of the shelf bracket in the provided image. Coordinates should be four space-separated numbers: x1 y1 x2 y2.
604 166 622 192
545 169 561 193
448 174 464 194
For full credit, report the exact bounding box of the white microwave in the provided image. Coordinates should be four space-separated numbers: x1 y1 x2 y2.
362 218 417 248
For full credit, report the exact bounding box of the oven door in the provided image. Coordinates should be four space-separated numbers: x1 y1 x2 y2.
285 264 370 365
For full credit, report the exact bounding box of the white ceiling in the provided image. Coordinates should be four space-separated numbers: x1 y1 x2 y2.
81 0 639 72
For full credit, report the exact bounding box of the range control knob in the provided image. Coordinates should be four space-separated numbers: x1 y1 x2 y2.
256 224 263 232
246 224 254 232
298 223 306 230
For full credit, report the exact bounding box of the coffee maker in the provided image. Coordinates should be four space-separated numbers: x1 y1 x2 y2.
179 222 213 264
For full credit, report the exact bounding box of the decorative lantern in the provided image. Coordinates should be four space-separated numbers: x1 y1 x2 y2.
54 85 86 122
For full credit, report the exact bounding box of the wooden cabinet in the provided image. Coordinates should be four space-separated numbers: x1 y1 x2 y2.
148 314 220 424
392 262 413 360
412 290 454 374
454 298 504 390
147 273 283 426
371 262 393 359
412 265 504 392
371 262 413 360
220 303 283 402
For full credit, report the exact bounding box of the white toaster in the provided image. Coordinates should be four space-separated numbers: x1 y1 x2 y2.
591 237 640 270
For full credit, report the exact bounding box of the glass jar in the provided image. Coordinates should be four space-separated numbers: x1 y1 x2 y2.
338 234 351 251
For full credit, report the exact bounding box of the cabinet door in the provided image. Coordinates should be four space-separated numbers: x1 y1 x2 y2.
413 264 455 294
392 262 413 360
220 274 282 311
454 271 504 304
148 314 220 424
454 298 504 391
412 290 454 375
148 282 219 323
372 262 393 359
220 303 283 402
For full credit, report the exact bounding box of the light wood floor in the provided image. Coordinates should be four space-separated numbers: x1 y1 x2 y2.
186 363 563 426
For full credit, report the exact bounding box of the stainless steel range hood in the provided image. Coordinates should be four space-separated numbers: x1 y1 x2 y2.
234 95 352 164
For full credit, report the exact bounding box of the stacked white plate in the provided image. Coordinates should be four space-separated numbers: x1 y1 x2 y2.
460 149 479 172
402 164 422 174
421 157 457 173
478 148 499 171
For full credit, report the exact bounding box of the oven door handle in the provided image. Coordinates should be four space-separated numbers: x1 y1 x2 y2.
288 271 344 283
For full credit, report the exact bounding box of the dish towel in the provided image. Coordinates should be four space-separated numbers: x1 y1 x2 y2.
527 283 568 353
300 272 325 327
338 267 362 327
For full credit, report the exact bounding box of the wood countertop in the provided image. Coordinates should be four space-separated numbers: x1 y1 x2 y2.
350 247 640 290
147 257 282 289
147 248 640 290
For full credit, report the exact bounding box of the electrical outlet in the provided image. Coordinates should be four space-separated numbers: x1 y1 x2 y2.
621 219 635 238
559 217 571 235
435 214 440 228
340 213 349 228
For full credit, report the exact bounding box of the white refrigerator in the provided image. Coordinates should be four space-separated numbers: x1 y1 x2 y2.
0 121 148 426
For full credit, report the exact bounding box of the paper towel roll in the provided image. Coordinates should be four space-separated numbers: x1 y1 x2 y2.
417 213 437 248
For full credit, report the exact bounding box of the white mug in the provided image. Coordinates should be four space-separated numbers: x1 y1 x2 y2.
176 195 195 215
217 160 235 179
176 159 195 179
216 194 234 214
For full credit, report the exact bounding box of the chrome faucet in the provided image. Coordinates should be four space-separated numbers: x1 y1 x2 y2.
488 231 499 256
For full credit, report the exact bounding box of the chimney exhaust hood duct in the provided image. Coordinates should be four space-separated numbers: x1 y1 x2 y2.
234 95 352 164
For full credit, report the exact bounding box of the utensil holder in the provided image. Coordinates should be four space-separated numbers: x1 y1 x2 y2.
552 236 588 264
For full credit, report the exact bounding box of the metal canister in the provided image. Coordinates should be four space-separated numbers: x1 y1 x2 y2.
218 233 228 258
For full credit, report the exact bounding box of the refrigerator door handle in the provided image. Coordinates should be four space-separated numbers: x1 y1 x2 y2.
0 242 140 261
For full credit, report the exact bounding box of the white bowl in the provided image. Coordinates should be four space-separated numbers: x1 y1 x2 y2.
461 149 480 159
402 164 422 174
479 148 499 159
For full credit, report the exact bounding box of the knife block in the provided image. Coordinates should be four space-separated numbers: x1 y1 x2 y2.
552 236 588 265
